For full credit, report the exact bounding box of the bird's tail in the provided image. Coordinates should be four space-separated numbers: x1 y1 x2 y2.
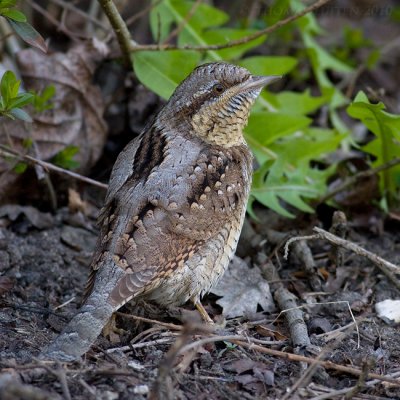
40 255 127 361
40 286 116 361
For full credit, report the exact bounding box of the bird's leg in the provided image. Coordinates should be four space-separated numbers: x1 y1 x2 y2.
102 313 127 339
194 301 214 324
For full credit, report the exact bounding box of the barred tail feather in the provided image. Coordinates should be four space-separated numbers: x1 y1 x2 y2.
40 298 114 361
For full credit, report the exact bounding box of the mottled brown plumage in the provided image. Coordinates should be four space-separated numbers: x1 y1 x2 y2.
41 62 280 361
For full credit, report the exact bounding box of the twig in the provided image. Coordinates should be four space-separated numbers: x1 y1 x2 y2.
229 339 400 386
162 0 203 44
150 325 196 400
282 316 362 400
316 321 356 340
313 227 400 277
32 360 72 400
0 144 108 190
283 233 318 261
308 387 355 400
267 229 322 291
125 0 163 28
258 256 311 349
26 0 86 40
86 0 101 35
107 335 177 353
54 296 76 311
344 358 374 399
285 227 400 290
97 0 135 65
319 157 400 204
309 365 400 400
116 312 183 331
329 211 348 268
129 0 333 52
146 332 400 386
48 0 109 31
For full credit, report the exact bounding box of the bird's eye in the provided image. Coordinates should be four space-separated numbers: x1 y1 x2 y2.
213 83 225 94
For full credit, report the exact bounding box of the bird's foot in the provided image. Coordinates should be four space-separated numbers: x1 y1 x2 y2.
194 301 214 324
102 313 127 342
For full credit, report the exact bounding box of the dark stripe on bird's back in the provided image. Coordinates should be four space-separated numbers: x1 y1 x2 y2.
129 126 166 183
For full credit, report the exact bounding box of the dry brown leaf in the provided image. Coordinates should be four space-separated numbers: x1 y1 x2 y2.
210 256 274 318
255 325 287 341
223 359 275 393
0 39 109 199
68 188 87 214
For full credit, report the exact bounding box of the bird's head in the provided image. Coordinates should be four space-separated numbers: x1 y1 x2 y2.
159 62 280 147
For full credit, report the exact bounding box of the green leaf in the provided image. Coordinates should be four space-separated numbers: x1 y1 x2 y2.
13 162 28 174
32 85 56 112
262 90 328 115
9 107 32 122
0 70 18 106
52 146 80 170
246 112 311 147
151 0 227 42
7 19 47 53
347 91 400 203
132 50 201 99
152 0 257 61
3 9 26 22
23 138 33 148
366 49 380 70
238 56 298 76
249 127 343 217
9 92 34 109
202 28 266 60
0 1 17 10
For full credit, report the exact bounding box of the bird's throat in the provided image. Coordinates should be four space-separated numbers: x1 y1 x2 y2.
190 111 247 148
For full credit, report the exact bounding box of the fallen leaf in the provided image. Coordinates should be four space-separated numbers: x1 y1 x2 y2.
68 188 88 214
255 325 287 341
0 39 109 200
223 359 275 390
210 256 274 318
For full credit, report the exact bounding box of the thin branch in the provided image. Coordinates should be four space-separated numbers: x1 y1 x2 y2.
313 227 400 293
258 257 311 349
148 332 400 386
129 0 333 52
125 0 163 28
116 312 183 331
0 144 108 190
26 0 86 40
48 0 109 31
229 339 400 386
97 0 135 65
313 227 400 276
162 0 203 44
285 227 400 290
319 157 400 204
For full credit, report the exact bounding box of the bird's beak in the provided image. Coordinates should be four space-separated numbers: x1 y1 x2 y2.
240 75 282 91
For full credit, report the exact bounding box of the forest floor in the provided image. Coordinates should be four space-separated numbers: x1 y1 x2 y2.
1 205 400 399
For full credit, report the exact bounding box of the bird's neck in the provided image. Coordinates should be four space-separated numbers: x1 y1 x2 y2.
189 112 247 148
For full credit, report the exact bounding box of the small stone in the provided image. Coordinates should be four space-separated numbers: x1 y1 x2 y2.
133 385 149 395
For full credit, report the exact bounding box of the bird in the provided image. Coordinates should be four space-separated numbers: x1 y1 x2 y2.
41 62 280 361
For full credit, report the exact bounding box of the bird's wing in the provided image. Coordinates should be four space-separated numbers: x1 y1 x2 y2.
84 126 252 308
